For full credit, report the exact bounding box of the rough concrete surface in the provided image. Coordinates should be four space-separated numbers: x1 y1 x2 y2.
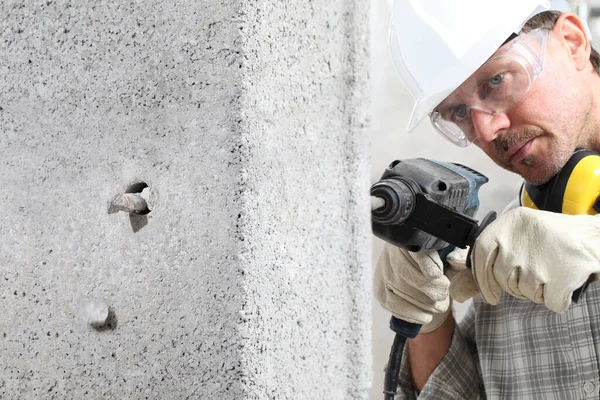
0 1 370 399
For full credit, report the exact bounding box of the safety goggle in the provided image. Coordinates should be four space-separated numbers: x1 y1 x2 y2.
430 28 549 147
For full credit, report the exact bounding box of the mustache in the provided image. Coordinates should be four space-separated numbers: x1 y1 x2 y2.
494 128 544 159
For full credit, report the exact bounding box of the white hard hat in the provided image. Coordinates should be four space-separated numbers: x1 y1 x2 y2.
390 0 580 132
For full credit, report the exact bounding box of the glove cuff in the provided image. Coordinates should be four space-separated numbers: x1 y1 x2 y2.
420 300 452 333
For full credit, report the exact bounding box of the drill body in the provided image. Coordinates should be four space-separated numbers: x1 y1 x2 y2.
371 158 491 252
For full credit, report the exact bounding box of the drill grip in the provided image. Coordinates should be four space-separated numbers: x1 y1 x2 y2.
389 316 422 337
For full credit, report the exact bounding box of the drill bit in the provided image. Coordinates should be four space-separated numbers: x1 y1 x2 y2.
107 193 149 214
371 196 386 211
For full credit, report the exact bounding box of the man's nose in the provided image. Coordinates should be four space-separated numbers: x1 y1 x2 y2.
470 108 511 144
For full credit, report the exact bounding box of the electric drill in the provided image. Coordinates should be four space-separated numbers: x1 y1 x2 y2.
371 158 496 253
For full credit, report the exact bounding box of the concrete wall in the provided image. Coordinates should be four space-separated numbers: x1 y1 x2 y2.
0 1 371 399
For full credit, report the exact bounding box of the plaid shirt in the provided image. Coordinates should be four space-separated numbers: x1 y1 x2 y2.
397 286 600 399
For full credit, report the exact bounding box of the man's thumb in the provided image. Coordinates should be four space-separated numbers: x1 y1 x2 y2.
449 269 480 303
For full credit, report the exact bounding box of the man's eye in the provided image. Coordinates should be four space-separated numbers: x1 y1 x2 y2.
488 73 504 88
453 105 469 121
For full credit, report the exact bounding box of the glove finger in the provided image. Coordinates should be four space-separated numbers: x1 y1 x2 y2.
446 247 469 271
508 266 545 303
543 284 572 313
445 265 460 282
449 269 480 303
377 252 450 310
543 267 597 312
380 251 449 297
471 241 503 305
378 290 438 326
534 285 545 304
379 245 440 280
386 271 450 306
408 250 444 279
375 245 416 286
387 282 450 314
374 244 449 319
505 267 529 300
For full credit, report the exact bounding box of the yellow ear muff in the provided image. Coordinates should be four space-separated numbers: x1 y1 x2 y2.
562 153 600 215
520 149 600 215
520 185 538 210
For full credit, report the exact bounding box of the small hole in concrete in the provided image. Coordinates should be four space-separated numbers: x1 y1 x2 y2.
125 182 148 194
92 308 118 332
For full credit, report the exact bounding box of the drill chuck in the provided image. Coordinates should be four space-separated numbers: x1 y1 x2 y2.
370 178 418 225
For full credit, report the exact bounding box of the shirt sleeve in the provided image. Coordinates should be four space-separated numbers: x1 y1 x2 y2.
394 306 485 399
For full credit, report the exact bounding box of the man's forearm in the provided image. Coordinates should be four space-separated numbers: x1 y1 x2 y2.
407 313 455 392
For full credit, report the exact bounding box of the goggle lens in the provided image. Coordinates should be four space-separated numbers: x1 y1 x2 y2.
429 28 548 147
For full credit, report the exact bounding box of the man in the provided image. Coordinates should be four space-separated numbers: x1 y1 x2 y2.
375 0 600 398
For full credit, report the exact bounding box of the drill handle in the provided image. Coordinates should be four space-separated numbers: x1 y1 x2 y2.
389 316 422 338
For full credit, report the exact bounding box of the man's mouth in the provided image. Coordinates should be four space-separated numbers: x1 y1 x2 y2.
504 137 537 165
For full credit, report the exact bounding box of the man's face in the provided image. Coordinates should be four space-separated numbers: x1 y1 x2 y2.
471 31 588 185
435 16 593 185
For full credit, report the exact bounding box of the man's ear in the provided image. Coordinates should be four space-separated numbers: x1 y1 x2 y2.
554 12 591 71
